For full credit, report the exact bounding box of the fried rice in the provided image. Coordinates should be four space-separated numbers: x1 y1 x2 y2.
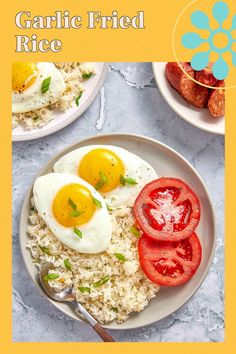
27 203 159 324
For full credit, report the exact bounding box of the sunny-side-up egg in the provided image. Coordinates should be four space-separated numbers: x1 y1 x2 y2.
33 173 112 253
12 62 66 113
53 145 158 208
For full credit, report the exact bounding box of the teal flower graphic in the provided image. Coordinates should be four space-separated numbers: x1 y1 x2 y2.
182 0 236 80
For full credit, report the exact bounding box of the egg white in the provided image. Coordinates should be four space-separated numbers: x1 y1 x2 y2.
53 145 158 208
12 63 66 113
33 173 112 254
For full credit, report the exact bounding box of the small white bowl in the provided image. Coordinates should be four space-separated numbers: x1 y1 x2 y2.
152 62 225 135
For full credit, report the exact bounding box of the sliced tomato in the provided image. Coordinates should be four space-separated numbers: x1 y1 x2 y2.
138 233 202 286
133 178 200 242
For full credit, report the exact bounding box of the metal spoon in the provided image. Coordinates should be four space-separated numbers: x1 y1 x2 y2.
39 262 115 342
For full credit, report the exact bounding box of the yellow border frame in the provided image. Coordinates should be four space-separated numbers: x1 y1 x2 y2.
1 0 235 352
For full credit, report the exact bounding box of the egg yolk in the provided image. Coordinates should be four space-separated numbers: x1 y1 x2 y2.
78 149 125 193
52 183 96 227
12 62 38 92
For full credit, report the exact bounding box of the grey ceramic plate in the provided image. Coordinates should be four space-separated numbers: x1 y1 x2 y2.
20 133 216 330
13 63 109 142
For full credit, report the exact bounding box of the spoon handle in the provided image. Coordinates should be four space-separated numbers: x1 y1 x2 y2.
74 302 115 342
93 323 115 342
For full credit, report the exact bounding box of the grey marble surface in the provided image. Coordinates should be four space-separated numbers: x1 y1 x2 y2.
12 62 224 342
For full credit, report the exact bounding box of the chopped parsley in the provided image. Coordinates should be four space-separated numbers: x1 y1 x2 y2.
95 171 108 191
92 196 102 208
39 245 51 255
120 175 137 186
41 77 51 94
75 91 83 106
78 286 91 293
64 259 72 270
111 307 118 313
130 225 141 238
106 204 113 212
82 72 93 80
43 273 59 281
74 227 82 238
114 253 126 262
93 276 110 288
68 198 83 217
70 210 82 217
68 198 77 210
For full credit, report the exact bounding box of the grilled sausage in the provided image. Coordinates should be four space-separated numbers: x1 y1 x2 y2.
208 80 225 118
179 67 210 108
196 63 218 87
165 62 191 92
166 62 210 108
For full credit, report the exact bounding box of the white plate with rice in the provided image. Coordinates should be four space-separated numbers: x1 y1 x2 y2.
153 62 225 135
12 62 109 142
20 133 216 330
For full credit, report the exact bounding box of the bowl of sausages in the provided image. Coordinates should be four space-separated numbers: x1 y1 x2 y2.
152 62 225 135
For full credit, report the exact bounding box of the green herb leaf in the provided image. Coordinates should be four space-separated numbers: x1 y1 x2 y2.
68 198 77 210
93 276 110 288
99 171 108 183
92 196 102 208
33 116 39 121
75 91 83 106
70 210 83 217
68 198 83 217
64 259 72 270
78 286 91 293
106 204 113 212
95 180 105 191
114 253 126 262
43 273 59 281
41 77 51 94
30 207 35 211
39 245 51 255
130 226 140 238
82 72 93 80
120 175 138 186
125 177 138 185
74 227 82 238
119 175 126 186
111 307 118 313
95 171 108 191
